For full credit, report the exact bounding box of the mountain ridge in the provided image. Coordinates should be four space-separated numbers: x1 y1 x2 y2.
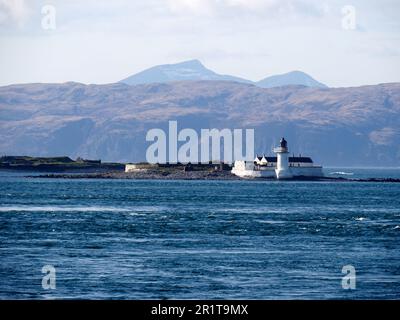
119 59 326 88
1 80 399 166
120 59 253 85
256 70 327 88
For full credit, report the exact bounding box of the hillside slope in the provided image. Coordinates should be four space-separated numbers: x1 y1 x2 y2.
0 81 399 165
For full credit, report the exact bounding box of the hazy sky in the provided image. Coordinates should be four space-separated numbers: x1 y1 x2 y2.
0 0 399 87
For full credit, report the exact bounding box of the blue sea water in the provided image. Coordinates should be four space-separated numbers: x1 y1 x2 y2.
0 168 399 299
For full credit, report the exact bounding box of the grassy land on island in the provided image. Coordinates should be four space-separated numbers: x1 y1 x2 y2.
0 156 125 172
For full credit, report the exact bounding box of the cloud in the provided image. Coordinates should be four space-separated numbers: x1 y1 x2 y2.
167 0 326 18
0 0 31 27
167 0 279 12
0 0 400 87
167 0 215 15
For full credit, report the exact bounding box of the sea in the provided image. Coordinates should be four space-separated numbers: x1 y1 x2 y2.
0 168 399 299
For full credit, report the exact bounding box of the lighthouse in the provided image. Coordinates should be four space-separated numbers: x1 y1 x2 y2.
274 137 293 179
231 136 323 179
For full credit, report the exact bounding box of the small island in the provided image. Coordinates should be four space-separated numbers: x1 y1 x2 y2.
1 155 399 182
0 155 124 172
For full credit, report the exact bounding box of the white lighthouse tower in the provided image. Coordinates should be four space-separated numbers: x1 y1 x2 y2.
274 137 293 179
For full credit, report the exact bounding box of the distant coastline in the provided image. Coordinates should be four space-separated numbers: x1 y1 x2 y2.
2 156 400 182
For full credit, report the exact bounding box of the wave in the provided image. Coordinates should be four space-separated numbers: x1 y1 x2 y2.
0 205 164 213
329 171 354 175
355 217 366 221
256 219 287 224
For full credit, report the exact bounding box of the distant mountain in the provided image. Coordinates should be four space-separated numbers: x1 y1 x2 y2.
257 71 327 88
1 81 399 166
120 59 252 85
120 60 326 88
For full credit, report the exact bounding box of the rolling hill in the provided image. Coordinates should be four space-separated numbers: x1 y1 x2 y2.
256 71 327 88
0 81 399 166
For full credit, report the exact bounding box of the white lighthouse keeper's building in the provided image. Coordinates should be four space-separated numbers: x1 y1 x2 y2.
231 137 323 179
274 137 293 179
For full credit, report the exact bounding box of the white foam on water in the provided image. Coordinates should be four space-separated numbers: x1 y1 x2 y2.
355 217 366 221
0 205 130 212
129 212 146 216
256 220 287 224
211 207 307 214
0 205 165 213
354 217 367 221
329 171 354 175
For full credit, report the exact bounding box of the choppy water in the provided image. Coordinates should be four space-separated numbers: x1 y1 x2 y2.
0 168 399 299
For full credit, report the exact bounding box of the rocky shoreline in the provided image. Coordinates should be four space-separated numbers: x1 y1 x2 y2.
26 170 400 182
28 170 241 180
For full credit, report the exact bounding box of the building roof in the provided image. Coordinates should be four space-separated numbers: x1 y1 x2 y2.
255 156 313 163
289 157 313 163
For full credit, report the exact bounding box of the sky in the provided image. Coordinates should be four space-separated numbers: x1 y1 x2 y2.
0 0 399 87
